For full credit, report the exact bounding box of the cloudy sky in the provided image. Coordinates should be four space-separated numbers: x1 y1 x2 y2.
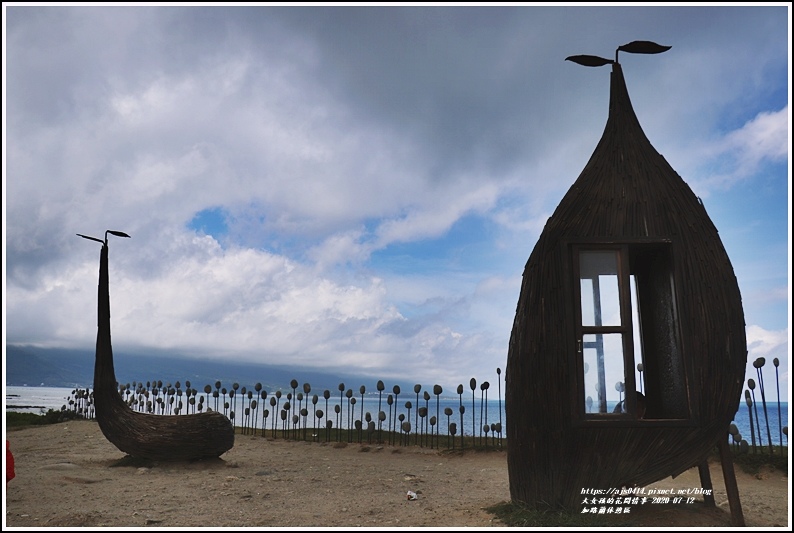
3 5 790 397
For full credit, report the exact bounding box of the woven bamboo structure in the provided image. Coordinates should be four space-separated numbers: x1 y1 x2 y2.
505 56 747 512
91 237 235 461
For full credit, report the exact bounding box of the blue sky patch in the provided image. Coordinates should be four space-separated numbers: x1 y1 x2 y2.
188 207 229 240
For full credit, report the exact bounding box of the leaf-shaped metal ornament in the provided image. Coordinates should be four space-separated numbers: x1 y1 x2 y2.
77 233 105 244
617 41 671 54
565 54 614 67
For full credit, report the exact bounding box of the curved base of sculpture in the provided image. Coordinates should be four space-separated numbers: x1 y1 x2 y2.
94 389 235 461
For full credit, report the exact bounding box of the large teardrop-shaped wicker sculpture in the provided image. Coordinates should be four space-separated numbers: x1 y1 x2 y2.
505 42 747 520
79 231 235 461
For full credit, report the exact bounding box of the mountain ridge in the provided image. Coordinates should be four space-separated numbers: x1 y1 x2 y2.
4 344 416 395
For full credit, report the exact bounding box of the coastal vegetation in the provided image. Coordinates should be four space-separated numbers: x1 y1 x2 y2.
6 408 83 428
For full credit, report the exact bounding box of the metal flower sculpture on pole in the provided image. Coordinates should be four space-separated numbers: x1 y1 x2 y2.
774 358 782 447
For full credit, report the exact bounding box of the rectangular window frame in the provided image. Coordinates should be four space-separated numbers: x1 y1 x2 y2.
569 240 693 427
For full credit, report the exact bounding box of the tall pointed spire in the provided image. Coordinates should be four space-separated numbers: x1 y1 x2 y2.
603 61 652 152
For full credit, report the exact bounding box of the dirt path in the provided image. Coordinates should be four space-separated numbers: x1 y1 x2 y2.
4 420 789 528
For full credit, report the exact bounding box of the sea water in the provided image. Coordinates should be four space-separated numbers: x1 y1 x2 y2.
5 386 77 414
5 385 789 447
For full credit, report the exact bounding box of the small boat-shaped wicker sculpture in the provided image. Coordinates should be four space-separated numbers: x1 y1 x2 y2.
79 230 235 461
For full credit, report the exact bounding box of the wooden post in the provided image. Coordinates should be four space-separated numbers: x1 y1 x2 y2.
718 437 745 526
696 460 716 507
